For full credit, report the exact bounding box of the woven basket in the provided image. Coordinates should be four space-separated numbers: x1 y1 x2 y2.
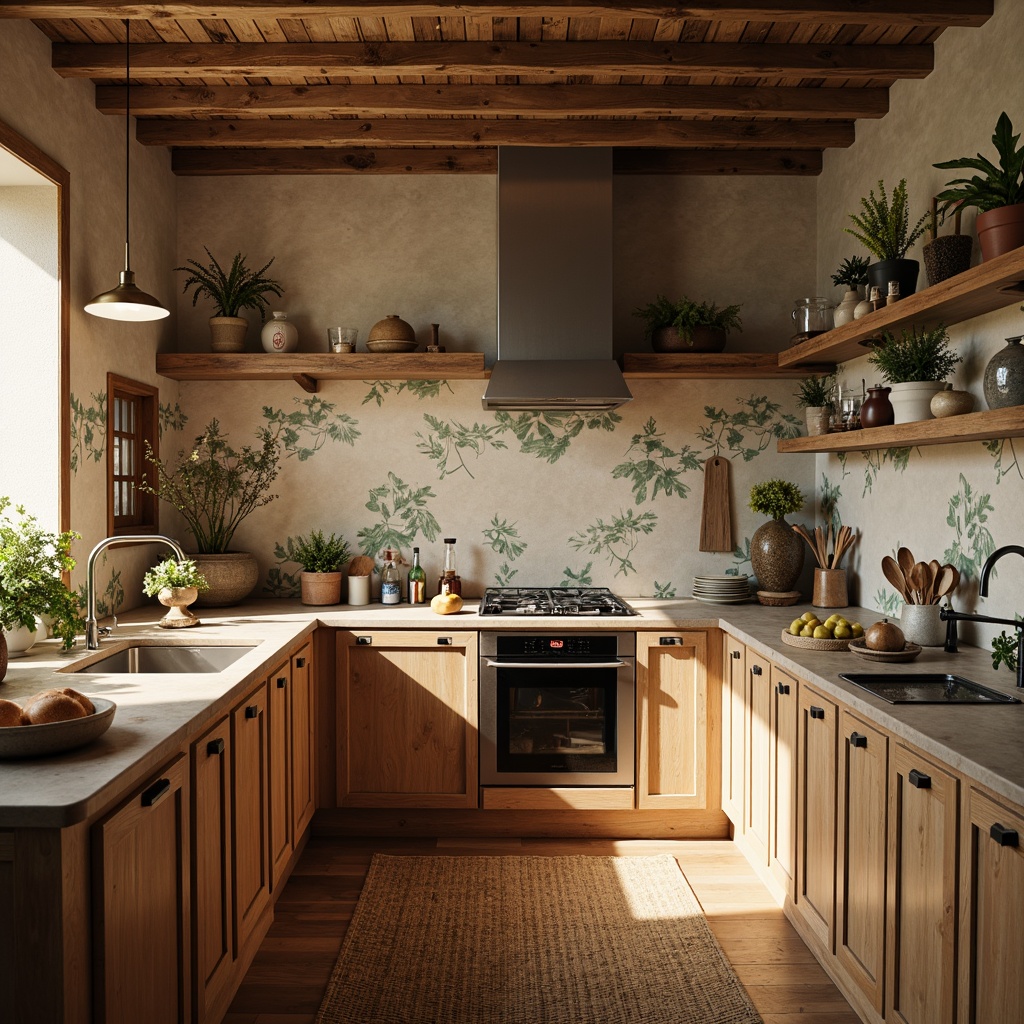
781 628 851 651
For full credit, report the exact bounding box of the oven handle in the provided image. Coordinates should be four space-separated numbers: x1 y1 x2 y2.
483 659 627 669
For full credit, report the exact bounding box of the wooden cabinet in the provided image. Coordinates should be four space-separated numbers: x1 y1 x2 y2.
336 630 478 808
836 711 888 1017
290 643 315 840
94 753 191 1024
886 743 959 1024
768 664 798 898
637 631 714 809
721 635 745 826
958 786 1024 1024
744 650 772 865
268 657 292 889
796 683 838 952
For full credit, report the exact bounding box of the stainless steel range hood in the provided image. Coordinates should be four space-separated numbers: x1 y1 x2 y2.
482 148 632 412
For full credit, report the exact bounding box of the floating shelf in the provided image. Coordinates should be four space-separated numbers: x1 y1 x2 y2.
156 352 488 393
777 405 1024 454
622 352 834 379
779 247 1024 368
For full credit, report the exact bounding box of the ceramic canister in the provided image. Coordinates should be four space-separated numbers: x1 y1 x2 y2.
983 336 1024 410
899 603 945 648
261 311 299 353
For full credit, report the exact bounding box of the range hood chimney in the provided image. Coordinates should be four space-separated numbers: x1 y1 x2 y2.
482 148 633 412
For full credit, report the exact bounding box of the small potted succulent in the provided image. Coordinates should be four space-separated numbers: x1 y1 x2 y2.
142 556 209 629
633 295 743 353
795 373 836 436
175 248 283 352
830 255 871 326
868 324 963 423
747 479 806 601
292 529 351 605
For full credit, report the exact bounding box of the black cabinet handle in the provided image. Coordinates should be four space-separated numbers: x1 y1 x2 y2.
356 636 372 645
207 738 225 756
751 665 763 676
990 823 1019 847
776 683 790 695
850 732 867 748
437 637 452 646
245 704 259 719
731 649 741 660
909 769 931 789
660 636 683 645
141 778 171 807
295 657 306 668
810 705 824 719
277 676 287 688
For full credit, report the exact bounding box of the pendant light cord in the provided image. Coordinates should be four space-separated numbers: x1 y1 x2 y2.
123 17 131 273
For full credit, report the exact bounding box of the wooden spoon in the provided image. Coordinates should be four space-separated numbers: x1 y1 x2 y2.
934 564 956 602
897 546 915 582
881 555 909 601
909 562 930 605
927 559 942 604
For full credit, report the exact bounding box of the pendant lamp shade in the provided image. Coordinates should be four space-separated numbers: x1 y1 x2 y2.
85 21 169 322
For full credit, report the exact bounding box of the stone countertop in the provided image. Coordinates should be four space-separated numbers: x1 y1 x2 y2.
1 597 1022 828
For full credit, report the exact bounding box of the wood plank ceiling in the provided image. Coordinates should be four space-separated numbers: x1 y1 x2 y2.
2 2 993 175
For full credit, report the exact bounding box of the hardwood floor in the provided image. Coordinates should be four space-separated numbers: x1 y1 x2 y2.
223 837 859 1024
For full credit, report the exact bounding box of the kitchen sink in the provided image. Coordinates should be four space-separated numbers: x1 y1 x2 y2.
839 673 1021 705
71 643 257 674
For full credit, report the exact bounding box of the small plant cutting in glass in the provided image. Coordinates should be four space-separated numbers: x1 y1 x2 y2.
748 479 803 521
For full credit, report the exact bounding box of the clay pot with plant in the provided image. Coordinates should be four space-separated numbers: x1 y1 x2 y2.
175 248 283 353
291 530 351 606
748 479 806 600
795 373 835 436
867 324 963 424
633 295 743 353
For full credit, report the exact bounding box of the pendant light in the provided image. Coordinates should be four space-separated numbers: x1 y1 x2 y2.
85 19 169 321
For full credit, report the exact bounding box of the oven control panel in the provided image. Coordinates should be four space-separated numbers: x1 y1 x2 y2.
491 633 631 659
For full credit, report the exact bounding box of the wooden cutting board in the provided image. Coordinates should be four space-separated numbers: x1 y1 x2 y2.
699 456 733 552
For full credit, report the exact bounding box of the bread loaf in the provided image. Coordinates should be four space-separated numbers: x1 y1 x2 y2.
27 693 87 725
60 687 95 715
0 698 24 728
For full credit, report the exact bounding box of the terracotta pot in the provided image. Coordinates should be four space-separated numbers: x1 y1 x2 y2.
189 552 259 607
651 325 727 353
860 385 894 428
750 517 804 594
157 586 200 628
923 235 973 286
209 316 248 353
866 258 919 299
976 203 1024 261
300 571 343 606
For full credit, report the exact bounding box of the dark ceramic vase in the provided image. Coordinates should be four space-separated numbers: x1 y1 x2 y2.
866 258 920 299
651 325 727 354
750 517 804 593
983 336 1024 409
860 385 895 428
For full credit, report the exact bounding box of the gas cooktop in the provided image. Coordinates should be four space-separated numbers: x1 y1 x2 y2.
479 587 638 616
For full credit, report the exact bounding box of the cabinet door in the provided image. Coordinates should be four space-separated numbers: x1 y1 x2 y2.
637 631 711 809
95 753 191 1024
721 635 745 826
958 786 1024 1024
268 658 292 890
191 719 233 1024
797 684 838 952
769 665 798 898
744 651 772 865
337 631 478 809
836 711 888 1016
886 744 958 1024
232 683 270 956
290 643 316 840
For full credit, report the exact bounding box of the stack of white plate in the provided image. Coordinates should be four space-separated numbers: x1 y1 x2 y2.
692 574 753 604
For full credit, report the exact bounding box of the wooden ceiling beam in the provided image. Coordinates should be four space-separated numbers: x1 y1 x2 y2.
138 116 855 148
0 2 994 28
98 82 888 120
52 40 934 80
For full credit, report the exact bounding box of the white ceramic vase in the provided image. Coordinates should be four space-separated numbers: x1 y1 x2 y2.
832 290 860 328
900 603 945 647
261 311 299 353
3 620 40 658
888 380 946 424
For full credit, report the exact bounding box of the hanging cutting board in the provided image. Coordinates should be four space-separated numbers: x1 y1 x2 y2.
699 456 733 552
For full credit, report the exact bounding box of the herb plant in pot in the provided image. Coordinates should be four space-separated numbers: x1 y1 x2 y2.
175 248 283 353
140 420 280 606
292 530 351 606
633 295 743 354
868 324 963 424
830 255 870 327
748 479 805 603
142 556 208 628
845 179 930 299
796 373 835 436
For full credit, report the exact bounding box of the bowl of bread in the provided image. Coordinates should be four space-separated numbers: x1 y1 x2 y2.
0 687 115 758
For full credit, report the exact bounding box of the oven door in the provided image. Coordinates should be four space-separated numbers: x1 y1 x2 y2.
479 638 635 787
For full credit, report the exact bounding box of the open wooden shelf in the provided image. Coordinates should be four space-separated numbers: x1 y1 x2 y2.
779 247 1024 368
777 404 1024 454
156 351 488 393
622 352 834 379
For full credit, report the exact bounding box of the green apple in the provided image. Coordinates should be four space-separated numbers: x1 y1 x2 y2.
789 618 804 635
813 625 833 639
833 623 852 639
851 622 865 638
800 625 815 637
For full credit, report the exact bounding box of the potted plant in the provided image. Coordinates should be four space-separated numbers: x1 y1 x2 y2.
0 497 82 661
868 324 963 423
633 295 743 353
845 178 930 299
747 479 805 602
934 111 1024 261
291 530 351 606
830 255 871 326
142 556 209 628
175 248 283 353
140 419 280 606
795 373 835 436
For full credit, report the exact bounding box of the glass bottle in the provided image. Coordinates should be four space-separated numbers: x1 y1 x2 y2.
381 549 401 605
407 546 426 604
437 537 461 596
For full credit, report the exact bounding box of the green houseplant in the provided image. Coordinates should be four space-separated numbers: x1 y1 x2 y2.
830 255 871 290
795 374 836 436
143 556 209 629
633 295 743 353
934 111 1024 261
747 480 805 600
845 179 930 298
868 324 963 424
140 420 281 607
291 530 351 606
175 248 283 353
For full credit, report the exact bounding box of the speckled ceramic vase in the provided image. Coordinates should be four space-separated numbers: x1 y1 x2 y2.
750 517 805 594
189 552 260 607
984 336 1024 410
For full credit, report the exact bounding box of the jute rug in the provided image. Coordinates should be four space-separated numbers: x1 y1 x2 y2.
315 854 763 1024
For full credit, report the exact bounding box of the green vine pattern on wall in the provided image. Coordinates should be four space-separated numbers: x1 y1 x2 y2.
560 562 594 587
697 395 801 461
416 415 508 478
820 474 842 534
357 472 440 560
729 538 752 576
874 588 904 617
654 581 677 598
943 472 996 582
75 567 124 620
69 391 107 472
984 438 1022 484
496 409 622 464
859 447 916 497
158 402 188 438
263 397 360 460
264 537 302 597
362 379 454 406
569 509 657 577
612 418 702 504
482 514 526 586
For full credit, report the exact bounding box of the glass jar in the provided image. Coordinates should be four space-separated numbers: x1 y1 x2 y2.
437 537 461 596
791 297 834 336
381 549 402 605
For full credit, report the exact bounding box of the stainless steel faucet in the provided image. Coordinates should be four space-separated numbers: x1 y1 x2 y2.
85 534 186 649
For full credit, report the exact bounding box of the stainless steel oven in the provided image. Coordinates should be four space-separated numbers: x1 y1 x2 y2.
479 631 635 787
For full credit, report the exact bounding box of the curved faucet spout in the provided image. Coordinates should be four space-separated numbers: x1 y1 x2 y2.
86 534 187 649
979 545 1024 597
